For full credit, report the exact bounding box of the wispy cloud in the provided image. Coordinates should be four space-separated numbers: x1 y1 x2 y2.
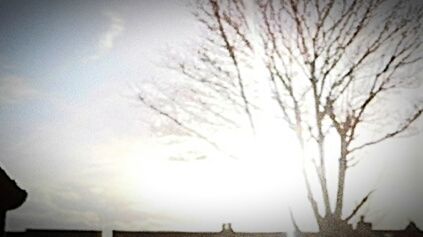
85 11 124 62
0 76 40 105
99 12 124 50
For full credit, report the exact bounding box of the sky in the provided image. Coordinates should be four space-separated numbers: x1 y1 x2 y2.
0 0 423 236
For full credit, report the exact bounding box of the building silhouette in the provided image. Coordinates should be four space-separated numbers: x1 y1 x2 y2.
296 216 423 237
357 216 423 237
113 223 286 237
5 220 423 237
6 230 101 237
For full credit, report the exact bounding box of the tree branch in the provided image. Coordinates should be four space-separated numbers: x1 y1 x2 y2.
345 190 374 222
350 108 423 153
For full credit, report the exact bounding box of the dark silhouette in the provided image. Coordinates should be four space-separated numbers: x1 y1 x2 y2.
6 229 101 237
4 222 423 237
296 216 423 237
113 223 286 237
0 166 27 237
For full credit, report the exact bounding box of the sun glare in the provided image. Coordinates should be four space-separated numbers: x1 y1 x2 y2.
106 118 307 223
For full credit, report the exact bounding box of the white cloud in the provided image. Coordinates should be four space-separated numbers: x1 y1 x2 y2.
100 12 124 50
0 76 40 104
86 11 124 62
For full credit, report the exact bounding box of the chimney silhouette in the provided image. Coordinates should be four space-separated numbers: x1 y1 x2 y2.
222 223 233 232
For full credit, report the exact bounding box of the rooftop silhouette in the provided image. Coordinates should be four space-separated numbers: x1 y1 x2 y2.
5 221 423 237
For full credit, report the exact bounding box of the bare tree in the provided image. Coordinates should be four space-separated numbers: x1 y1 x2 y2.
138 0 423 236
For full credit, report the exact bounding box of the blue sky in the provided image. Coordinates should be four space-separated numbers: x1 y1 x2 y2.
0 0 205 232
0 0 423 236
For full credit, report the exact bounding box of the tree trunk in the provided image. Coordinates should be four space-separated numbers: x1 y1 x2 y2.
317 215 355 237
335 137 348 217
0 211 5 237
